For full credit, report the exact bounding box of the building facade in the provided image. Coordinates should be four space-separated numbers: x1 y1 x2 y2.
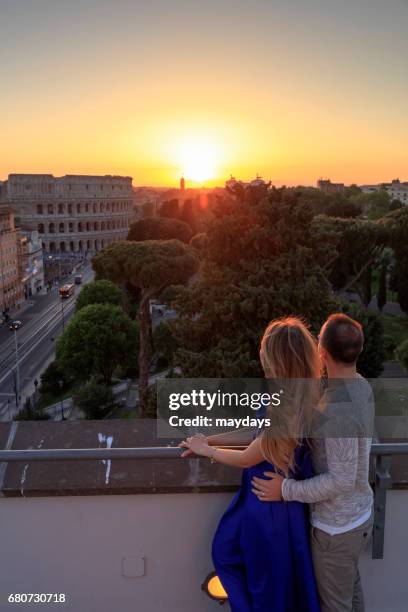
317 178 345 193
0 206 24 312
19 230 45 297
2 174 133 255
361 179 408 204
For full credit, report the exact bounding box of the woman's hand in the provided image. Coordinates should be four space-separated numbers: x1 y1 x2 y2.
179 434 211 458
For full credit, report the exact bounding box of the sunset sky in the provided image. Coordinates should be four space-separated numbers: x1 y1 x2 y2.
1 0 407 187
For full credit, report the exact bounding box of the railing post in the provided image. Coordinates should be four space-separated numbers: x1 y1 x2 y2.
372 454 392 560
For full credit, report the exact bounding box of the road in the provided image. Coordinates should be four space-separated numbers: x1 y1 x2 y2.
0 264 94 420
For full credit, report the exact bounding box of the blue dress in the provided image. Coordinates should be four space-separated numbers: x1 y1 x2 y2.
212 443 320 612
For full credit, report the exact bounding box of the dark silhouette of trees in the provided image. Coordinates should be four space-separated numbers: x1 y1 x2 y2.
74 382 118 419
171 189 336 377
382 208 408 313
342 303 386 377
159 199 180 219
127 217 192 243
377 263 387 311
179 198 198 233
189 232 208 253
313 215 387 306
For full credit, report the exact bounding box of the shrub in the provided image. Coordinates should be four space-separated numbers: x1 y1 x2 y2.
74 382 118 419
39 360 69 396
395 339 408 371
14 398 50 421
383 334 397 359
341 303 386 377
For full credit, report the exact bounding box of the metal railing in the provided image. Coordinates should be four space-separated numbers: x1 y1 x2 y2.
0 442 407 560
0 446 186 462
0 443 405 463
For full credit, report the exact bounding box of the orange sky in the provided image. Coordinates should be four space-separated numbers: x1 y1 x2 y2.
1 0 407 187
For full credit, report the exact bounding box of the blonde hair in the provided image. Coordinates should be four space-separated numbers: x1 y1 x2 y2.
259 317 320 476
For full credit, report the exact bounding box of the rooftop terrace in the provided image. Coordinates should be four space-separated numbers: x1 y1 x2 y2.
0 420 407 612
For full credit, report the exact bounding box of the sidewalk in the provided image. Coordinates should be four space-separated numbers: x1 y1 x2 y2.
2 291 52 322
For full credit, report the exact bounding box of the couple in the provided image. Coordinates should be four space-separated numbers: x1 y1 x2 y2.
180 313 374 612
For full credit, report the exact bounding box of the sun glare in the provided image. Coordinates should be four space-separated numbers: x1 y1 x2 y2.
178 137 219 183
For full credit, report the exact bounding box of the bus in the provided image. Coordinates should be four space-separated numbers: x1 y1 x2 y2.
59 283 75 299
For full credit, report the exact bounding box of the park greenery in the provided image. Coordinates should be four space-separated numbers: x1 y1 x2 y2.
56 303 138 385
73 381 118 419
38 182 408 419
127 216 193 243
75 279 122 312
92 239 198 415
395 340 408 372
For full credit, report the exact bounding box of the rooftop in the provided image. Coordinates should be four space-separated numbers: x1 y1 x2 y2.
0 420 407 611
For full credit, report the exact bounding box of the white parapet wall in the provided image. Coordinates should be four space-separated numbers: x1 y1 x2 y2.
0 490 407 612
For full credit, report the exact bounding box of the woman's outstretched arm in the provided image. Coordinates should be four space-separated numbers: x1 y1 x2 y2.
180 434 264 469
179 428 255 458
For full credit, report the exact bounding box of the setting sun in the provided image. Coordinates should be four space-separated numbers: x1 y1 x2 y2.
178 137 220 184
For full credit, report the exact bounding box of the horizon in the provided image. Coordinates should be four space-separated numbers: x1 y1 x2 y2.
1 0 407 187
1 171 406 190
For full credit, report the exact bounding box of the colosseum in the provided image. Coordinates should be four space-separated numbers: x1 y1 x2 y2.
3 174 133 254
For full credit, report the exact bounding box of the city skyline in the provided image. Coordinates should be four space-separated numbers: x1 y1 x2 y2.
1 0 408 186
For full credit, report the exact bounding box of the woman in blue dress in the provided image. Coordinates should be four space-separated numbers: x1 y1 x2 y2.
181 317 321 612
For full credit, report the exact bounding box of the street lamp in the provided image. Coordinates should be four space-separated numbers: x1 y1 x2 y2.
10 321 20 408
58 379 65 421
60 295 65 330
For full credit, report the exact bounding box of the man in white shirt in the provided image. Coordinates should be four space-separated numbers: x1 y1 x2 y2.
251 313 374 612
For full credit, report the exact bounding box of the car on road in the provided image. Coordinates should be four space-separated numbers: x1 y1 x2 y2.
9 320 23 331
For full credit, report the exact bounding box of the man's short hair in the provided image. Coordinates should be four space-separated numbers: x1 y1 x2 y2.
320 313 364 364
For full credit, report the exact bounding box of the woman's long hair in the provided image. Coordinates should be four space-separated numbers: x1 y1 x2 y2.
259 317 320 476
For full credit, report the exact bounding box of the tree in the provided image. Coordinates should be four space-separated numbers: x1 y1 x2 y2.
325 197 362 218
76 279 122 312
159 199 180 219
342 303 386 377
389 199 404 212
171 189 336 377
14 397 50 421
294 187 361 218
313 215 387 306
350 189 390 219
39 360 69 396
127 217 192 243
74 381 118 419
153 320 178 366
189 232 208 253
92 240 198 415
389 253 408 313
180 198 198 233
382 208 408 313
395 339 408 372
377 263 387 311
142 201 155 217
56 304 138 384
366 190 391 220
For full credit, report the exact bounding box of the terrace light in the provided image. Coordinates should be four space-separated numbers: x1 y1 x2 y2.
201 571 228 605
